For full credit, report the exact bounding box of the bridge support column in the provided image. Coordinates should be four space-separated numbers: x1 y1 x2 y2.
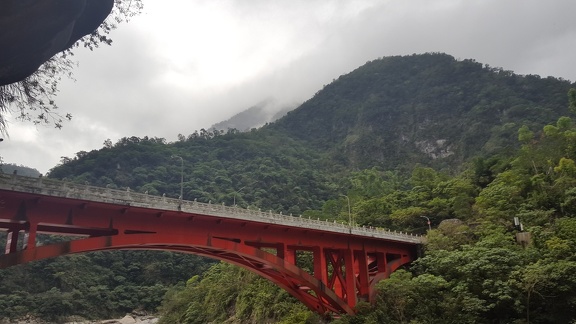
343 248 357 308
376 252 387 276
278 244 296 265
313 246 328 284
4 230 19 254
355 250 370 301
368 252 389 302
23 221 38 250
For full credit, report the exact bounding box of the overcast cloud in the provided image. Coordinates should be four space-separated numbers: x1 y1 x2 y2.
2 0 576 174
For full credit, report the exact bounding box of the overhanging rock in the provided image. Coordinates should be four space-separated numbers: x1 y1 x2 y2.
0 0 114 85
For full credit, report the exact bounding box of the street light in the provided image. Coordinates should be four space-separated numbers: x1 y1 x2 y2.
171 155 183 209
340 194 352 228
234 181 258 206
420 216 431 231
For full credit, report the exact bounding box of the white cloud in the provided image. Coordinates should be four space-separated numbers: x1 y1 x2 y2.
2 0 576 174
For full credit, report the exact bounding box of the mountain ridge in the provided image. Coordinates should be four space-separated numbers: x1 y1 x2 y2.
270 53 574 171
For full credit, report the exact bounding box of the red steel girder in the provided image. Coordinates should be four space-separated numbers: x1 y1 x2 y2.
0 188 419 316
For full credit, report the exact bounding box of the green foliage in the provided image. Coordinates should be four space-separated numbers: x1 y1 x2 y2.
569 88 576 115
518 124 534 143
158 263 319 324
48 132 336 214
425 220 472 251
271 53 572 171
0 250 213 321
336 89 576 324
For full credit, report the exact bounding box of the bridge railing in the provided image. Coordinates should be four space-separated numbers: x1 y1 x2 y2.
0 173 422 244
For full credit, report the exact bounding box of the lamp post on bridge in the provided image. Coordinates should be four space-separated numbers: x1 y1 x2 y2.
171 155 183 210
340 194 352 229
234 181 258 207
420 216 431 231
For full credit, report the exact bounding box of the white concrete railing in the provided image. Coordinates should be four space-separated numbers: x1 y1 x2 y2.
0 173 423 244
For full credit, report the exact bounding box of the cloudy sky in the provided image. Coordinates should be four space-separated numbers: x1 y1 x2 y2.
2 0 576 174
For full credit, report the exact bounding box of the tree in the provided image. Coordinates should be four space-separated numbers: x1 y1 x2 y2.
569 88 576 115
158 263 315 324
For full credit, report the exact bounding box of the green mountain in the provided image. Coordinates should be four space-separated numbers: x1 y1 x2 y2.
272 53 573 171
2 53 576 323
0 163 41 177
47 54 574 214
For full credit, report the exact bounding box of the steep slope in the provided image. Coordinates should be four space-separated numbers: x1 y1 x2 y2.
48 131 335 215
270 53 574 171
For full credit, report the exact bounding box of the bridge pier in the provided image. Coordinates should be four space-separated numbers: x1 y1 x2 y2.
355 250 370 301
313 246 328 284
4 230 19 254
23 221 38 250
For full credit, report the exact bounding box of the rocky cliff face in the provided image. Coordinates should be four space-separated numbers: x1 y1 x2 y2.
0 0 113 85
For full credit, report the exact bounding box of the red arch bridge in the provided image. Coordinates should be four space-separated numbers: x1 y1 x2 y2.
0 173 422 316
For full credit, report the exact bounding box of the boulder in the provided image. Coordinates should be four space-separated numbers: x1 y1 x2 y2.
118 315 136 324
0 0 114 85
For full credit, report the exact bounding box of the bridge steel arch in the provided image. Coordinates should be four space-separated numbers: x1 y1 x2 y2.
0 174 422 317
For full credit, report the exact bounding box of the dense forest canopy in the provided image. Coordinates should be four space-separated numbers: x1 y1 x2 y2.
2 53 576 323
272 53 573 171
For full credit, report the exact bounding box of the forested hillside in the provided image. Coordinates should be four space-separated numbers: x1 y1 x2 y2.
2 53 576 323
272 53 573 171
0 164 40 177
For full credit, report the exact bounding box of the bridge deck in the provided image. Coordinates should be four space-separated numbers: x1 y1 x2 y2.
0 173 422 244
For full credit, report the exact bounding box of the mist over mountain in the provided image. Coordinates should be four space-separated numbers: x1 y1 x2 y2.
211 99 298 132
